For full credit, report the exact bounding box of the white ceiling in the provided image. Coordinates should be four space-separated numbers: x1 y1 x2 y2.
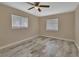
1 2 79 16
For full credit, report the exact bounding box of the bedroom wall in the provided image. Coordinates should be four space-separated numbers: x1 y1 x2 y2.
0 4 39 47
39 12 75 41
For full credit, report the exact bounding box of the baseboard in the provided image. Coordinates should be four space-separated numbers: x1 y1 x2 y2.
41 35 74 42
0 35 39 50
74 41 79 51
0 34 75 52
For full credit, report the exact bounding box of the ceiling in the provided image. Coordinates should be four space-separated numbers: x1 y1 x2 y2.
1 2 79 16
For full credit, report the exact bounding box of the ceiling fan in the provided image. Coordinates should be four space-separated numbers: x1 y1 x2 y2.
27 2 50 12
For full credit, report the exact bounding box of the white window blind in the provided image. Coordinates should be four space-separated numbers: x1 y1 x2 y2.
46 18 58 31
12 15 28 29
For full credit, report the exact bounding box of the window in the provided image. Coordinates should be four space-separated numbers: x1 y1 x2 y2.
12 15 28 29
46 18 58 31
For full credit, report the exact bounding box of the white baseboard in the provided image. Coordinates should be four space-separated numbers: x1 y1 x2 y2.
41 35 79 51
41 35 74 42
74 41 79 51
0 34 76 52
0 35 39 50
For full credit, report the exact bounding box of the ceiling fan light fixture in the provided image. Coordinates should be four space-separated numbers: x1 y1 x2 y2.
27 2 50 12
35 6 39 9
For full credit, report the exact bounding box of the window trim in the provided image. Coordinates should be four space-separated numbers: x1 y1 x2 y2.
46 18 59 32
11 15 28 29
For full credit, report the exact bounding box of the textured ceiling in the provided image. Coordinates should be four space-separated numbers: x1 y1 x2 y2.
1 2 79 16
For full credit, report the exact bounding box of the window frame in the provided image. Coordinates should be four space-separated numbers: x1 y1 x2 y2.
46 18 59 32
11 15 28 29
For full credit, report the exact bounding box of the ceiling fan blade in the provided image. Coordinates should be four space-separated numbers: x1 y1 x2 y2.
27 2 34 5
35 2 40 6
38 8 41 12
28 7 34 10
39 5 50 7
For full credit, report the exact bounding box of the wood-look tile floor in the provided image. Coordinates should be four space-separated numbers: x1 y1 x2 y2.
0 36 79 57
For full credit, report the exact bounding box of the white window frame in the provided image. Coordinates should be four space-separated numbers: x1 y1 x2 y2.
46 18 58 31
12 15 28 29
